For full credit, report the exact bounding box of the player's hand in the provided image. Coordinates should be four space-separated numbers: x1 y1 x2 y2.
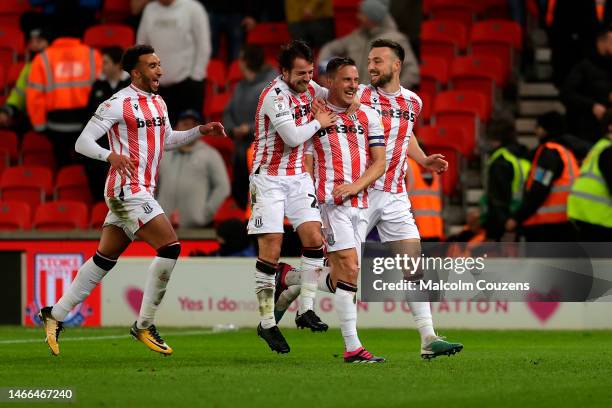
311 97 326 114
332 183 360 199
422 154 448 174
315 108 337 129
107 152 137 178
200 122 227 137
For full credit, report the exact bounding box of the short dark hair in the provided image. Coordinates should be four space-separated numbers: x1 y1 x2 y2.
325 57 357 77
102 46 124 65
121 44 155 73
370 38 405 63
278 40 313 71
241 44 265 72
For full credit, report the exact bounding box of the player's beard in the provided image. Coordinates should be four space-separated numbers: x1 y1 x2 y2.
290 78 309 93
370 70 393 88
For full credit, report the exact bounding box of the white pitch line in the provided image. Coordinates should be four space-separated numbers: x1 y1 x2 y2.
0 330 217 345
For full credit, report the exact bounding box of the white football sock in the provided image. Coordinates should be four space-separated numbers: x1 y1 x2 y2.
335 287 362 352
317 266 333 293
52 255 113 321
255 261 276 329
275 284 301 312
409 302 436 343
298 255 323 313
136 256 176 329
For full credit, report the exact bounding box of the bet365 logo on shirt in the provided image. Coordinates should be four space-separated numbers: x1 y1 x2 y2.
136 116 166 129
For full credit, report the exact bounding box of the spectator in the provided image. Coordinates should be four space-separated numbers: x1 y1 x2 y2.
137 0 212 123
390 0 422 59
318 0 419 88
481 119 530 241
157 109 230 228
560 26 612 144
223 44 277 208
0 28 50 132
128 0 154 30
568 110 612 241
546 0 612 87
285 0 335 48
26 29 102 168
84 46 131 202
505 112 580 242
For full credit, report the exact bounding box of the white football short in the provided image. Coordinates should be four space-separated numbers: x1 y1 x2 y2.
247 172 322 234
104 190 165 241
320 204 367 253
358 189 420 243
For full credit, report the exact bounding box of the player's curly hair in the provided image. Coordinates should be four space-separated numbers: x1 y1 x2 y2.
278 40 313 71
121 44 155 74
370 39 405 63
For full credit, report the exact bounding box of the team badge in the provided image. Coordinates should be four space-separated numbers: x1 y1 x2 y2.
273 96 287 112
349 113 358 121
142 202 154 214
254 216 263 228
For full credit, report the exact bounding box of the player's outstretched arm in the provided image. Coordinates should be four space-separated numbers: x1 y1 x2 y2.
164 122 227 151
407 133 448 174
332 145 386 199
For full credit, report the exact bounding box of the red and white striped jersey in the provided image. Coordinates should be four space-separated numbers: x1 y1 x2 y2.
306 102 384 208
358 85 422 193
251 75 325 176
91 84 169 198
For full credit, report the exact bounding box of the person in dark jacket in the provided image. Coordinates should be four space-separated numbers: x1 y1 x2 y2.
482 119 530 241
560 26 612 144
505 112 580 241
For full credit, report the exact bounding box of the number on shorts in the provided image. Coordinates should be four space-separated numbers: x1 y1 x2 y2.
307 193 319 209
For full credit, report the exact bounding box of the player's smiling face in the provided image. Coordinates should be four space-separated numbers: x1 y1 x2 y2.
135 53 163 93
330 65 359 107
367 47 398 88
283 57 313 93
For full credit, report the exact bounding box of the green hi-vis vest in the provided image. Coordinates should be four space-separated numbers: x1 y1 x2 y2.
567 138 612 228
481 147 531 219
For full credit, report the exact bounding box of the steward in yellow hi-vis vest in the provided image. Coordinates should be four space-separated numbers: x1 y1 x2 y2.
568 113 612 241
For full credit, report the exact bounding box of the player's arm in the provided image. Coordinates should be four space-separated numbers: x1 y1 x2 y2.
164 122 226 150
332 144 385 199
265 93 337 147
407 133 448 174
304 141 315 180
76 102 138 178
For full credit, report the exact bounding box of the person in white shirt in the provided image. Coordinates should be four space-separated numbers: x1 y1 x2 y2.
137 0 211 122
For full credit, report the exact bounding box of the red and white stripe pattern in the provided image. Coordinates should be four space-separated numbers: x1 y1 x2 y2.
358 85 422 193
251 76 320 176
309 104 383 208
102 85 167 198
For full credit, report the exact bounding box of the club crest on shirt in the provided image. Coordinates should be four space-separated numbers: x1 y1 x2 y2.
273 96 287 112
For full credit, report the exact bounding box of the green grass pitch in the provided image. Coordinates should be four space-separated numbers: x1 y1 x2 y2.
1 327 612 407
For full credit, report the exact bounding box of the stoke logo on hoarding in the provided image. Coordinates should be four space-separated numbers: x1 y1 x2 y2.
26 254 89 326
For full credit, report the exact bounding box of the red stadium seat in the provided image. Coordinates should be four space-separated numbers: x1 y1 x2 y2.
417 125 471 160
0 129 19 163
55 164 93 205
432 91 488 155
421 20 468 52
333 0 360 37
206 59 227 94
418 90 433 124
0 49 15 68
6 61 24 88
227 59 243 90
203 91 232 123
419 56 449 95
0 148 10 178
449 56 505 118
90 201 108 229
0 65 6 93
33 201 88 231
20 131 55 170
0 165 53 211
477 0 510 19
247 23 291 60
84 24 135 50
213 197 245 225
417 138 464 196
0 26 25 56
101 0 131 22
429 0 478 29
470 20 523 75
0 200 31 230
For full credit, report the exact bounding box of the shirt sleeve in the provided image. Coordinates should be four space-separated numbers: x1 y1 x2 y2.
366 109 385 147
262 91 321 147
75 98 122 162
262 92 294 129
90 97 123 133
